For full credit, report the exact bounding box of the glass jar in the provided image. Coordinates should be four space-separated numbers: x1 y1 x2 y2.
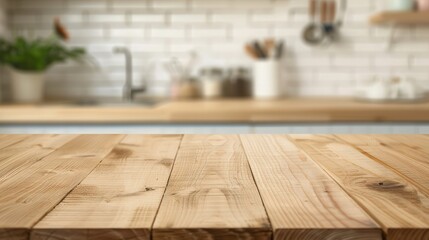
225 67 251 98
200 68 224 99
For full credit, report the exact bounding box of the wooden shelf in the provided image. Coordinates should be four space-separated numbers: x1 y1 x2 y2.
370 11 429 25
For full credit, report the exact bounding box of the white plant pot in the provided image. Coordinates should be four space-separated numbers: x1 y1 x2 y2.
253 60 282 99
10 68 45 103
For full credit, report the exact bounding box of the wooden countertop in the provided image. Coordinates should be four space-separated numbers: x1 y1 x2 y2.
1 98 429 123
1 134 429 240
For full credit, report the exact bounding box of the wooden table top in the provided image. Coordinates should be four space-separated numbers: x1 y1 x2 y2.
1 134 428 240
1 98 429 124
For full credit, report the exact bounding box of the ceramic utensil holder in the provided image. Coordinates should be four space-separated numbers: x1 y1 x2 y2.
253 60 281 99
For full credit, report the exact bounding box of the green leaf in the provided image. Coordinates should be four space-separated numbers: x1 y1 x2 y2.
0 36 86 72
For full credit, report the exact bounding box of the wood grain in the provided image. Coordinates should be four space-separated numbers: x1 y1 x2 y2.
0 135 29 150
153 135 272 240
0 135 124 240
370 11 429 25
336 135 429 196
2 98 429 123
0 229 28 240
240 135 381 240
32 135 183 240
290 135 429 240
0 135 77 183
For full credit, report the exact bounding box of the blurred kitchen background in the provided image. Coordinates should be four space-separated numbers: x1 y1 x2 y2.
1 0 429 134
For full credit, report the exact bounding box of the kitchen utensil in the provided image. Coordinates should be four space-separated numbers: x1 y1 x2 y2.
302 0 325 45
275 41 284 59
418 0 429 11
320 1 329 31
252 41 267 59
325 1 336 34
264 38 276 59
245 44 259 59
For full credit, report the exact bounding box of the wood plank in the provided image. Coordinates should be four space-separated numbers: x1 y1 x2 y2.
153 135 272 240
290 135 429 240
0 135 124 240
370 11 429 25
240 135 381 240
336 135 429 196
0 135 29 150
0 135 78 183
2 98 429 124
32 135 183 240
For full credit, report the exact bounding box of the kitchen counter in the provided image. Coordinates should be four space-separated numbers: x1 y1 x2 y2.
1 98 429 124
1 134 429 240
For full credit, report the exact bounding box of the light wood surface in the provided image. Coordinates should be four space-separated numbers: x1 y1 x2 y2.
1 98 429 123
153 135 272 240
0 135 29 149
32 135 182 240
337 135 429 196
290 135 429 240
370 11 429 25
0 135 77 184
240 135 381 240
0 135 124 239
0 135 429 240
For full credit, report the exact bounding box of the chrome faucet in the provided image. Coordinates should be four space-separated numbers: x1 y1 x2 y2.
113 47 145 102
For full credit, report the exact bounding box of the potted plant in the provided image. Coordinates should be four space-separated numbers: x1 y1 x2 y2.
0 18 86 103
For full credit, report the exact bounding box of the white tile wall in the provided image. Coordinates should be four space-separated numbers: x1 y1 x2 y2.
0 0 8 101
3 0 429 100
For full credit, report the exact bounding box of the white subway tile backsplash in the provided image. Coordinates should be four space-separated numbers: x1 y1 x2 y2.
3 0 429 100
150 27 186 39
151 0 188 10
130 43 167 53
42 14 83 24
67 0 108 9
10 0 65 9
190 27 228 39
112 0 148 9
332 56 372 68
171 14 207 24
89 14 126 23
191 0 230 10
0 0 6 36
412 56 429 67
110 28 145 38
131 14 165 23
251 13 288 24
232 28 270 41
374 55 409 67
69 29 105 38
